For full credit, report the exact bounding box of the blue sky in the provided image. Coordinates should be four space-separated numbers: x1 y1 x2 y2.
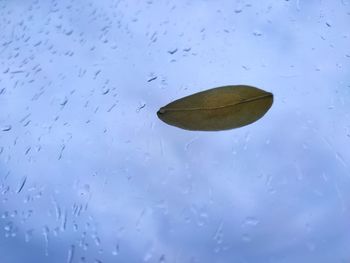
0 0 350 262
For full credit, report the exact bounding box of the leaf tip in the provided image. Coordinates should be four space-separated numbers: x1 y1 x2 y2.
157 108 166 117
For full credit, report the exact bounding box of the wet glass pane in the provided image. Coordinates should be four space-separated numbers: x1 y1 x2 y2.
1 0 349 262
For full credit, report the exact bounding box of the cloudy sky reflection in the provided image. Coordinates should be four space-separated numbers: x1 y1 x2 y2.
0 0 350 262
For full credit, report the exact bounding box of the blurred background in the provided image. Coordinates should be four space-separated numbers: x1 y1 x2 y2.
0 0 349 262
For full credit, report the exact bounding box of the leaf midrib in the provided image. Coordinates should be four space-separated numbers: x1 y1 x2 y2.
162 93 272 112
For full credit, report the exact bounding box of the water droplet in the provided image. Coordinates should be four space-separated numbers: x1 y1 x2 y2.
253 30 262 36
112 244 119 256
159 254 166 263
58 144 66 160
25 229 34 242
4 221 17 237
93 234 101 246
136 102 146 113
167 48 178 55
67 245 75 263
17 176 27 193
10 210 17 218
60 210 67 231
213 222 224 245
60 97 68 107
2 125 12 132
79 184 90 196
83 243 89 251
4 222 13 231
1 211 8 219
243 217 259 227
147 76 157 82
65 29 74 36
107 103 117 112
102 87 110 95
42 226 50 256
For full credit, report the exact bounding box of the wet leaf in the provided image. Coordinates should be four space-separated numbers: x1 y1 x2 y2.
157 85 273 131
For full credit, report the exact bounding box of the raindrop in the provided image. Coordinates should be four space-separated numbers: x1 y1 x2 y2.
10 210 17 218
94 70 101 79
197 211 209 227
1 211 9 219
60 97 68 107
150 31 157 43
79 184 90 196
4 221 17 237
136 102 146 113
213 222 224 245
242 233 251 242
60 210 67 231
159 254 166 263
167 48 178 55
4 222 13 231
147 76 157 82
52 199 62 220
107 103 117 112
25 229 34 242
243 217 259 227
67 245 75 263
83 243 89 251
42 226 50 256
17 176 27 194
65 29 74 36
253 30 262 36
102 87 110 95
93 234 101 246
58 144 66 160
25 147 31 155
2 125 12 132
112 244 119 256
23 120 31 127
53 227 59 237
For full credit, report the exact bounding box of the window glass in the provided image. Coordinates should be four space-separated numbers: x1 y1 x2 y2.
0 0 349 262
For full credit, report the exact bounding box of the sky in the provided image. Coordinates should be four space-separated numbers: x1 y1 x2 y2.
0 0 350 262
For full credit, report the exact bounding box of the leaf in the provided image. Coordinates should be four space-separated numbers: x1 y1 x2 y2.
157 85 273 131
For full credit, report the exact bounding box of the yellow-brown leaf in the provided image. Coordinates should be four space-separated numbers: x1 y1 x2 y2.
157 85 273 131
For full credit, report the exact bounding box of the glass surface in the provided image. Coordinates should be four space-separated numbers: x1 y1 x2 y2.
0 0 349 262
